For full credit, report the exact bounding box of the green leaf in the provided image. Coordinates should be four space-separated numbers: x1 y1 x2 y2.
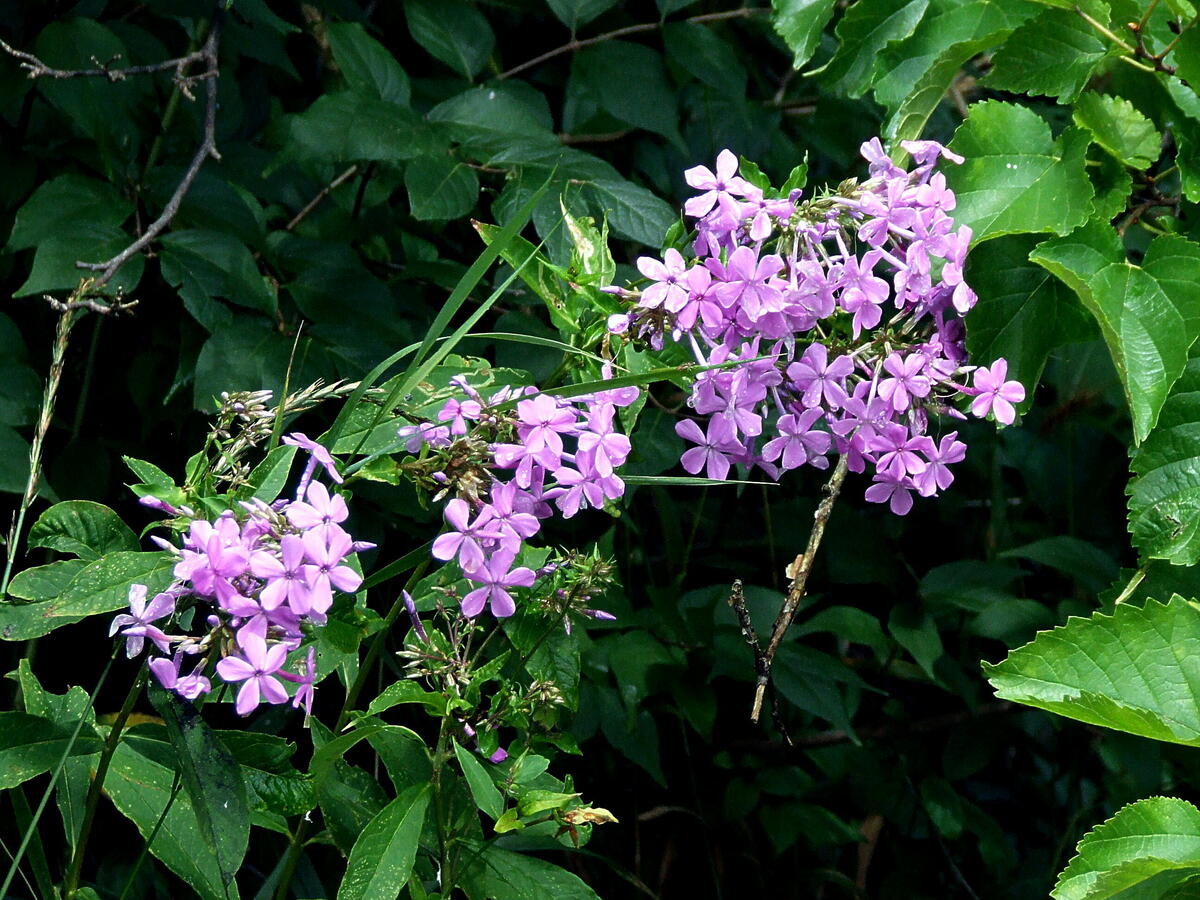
984 596 1200 746
813 0 931 96
1129 356 1200 564
288 92 435 163
662 23 747 96
106 742 242 900
566 42 682 146
560 199 615 287
40 550 176 618
964 233 1095 392
7 174 129 251
364 680 448 717
943 101 1094 242
583 175 676 247
150 686 250 888
458 839 602 899
3 561 87 638
326 22 411 106
772 0 839 69
454 740 505 820
1171 24 1200 91
220 731 315 818
1031 225 1200 442
406 0 495 78
0 425 31 495
986 4 1112 101
15 217 144 298
405 154 480 221
474 222 579 335
160 230 277 323
27 500 139 561
1054 797 1200 900
337 784 431 900
428 84 557 157
546 0 618 30
1073 92 1162 170
0 712 101 790
889 603 943 681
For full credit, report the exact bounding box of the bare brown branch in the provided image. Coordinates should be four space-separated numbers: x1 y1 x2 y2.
0 37 209 83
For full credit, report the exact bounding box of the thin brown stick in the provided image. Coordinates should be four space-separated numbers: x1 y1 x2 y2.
76 16 223 288
0 38 208 83
750 454 848 722
285 164 359 231
497 7 768 80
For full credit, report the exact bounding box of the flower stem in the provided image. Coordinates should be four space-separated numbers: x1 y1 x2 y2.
63 667 147 898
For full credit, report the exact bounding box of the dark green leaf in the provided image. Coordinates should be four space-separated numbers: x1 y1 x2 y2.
150 685 250 887
1073 92 1162 169
160 230 277 322
405 154 480 221
547 0 618 30
288 92 436 163
454 739 505 820
813 0 931 96
28 500 139 561
406 0 495 78
337 784 431 900
772 0 839 69
7 174 129 251
889 603 943 681
40 550 176 618
662 23 747 96
0 711 101 790
986 4 1112 101
327 22 411 106
459 839 602 899
566 42 682 146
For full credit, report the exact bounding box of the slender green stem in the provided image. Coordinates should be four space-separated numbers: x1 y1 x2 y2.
1075 5 1136 50
8 787 59 900
271 823 307 900
1113 564 1149 605
63 668 147 898
0 834 38 899
0 650 116 900
1159 13 1199 58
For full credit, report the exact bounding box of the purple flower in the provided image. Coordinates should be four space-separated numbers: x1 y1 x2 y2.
683 149 751 218
878 352 931 413
971 359 1025 424
914 432 967 497
286 481 349 532
676 417 740 480
277 646 316 716
283 432 343 484
787 343 854 410
302 527 363 615
461 549 536 618
870 424 934 479
250 534 313 613
576 402 631 478
516 394 578 465
148 653 212 701
110 584 175 658
437 397 482 435
432 498 503 573
762 409 831 471
715 246 784 320
637 248 691 311
216 632 290 716
486 481 540 551
864 471 916 515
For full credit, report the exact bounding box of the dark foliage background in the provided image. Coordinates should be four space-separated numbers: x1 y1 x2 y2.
0 1 1173 897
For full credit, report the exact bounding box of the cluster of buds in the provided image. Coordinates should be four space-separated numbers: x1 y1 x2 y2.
110 434 370 716
614 141 1025 514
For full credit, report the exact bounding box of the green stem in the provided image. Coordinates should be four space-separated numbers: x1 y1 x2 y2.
7 787 57 899
271 824 306 900
63 668 147 898
117 774 181 900
1113 564 1149 605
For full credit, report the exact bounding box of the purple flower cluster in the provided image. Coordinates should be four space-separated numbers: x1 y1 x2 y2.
111 435 368 715
616 141 1025 514
400 375 636 619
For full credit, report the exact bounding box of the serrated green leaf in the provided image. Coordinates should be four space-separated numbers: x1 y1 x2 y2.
1074 92 1162 169
150 685 250 888
1054 797 1200 900
964 233 1095 392
772 0 839 69
326 22 411 106
454 739 505 820
1031 226 1200 442
813 0 931 96
40 550 176 618
944 101 1094 241
406 154 480 221
0 711 102 790
337 784 431 900
27 500 138 561
406 0 495 78
985 596 1200 745
986 4 1112 101
160 229 277 322
7 174 129 251
458 839 602 899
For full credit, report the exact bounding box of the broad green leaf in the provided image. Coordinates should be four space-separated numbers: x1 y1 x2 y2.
1088 151 1133 221
27 500 138 561
984 596 1200 746
288 92 436 163
889 604 943 681
220 731 315 818
546 0 617 30
1171 25 1200 90
405 154 480 221
150 685 250 888
772 0 839 69
106 741 242 900
1129 356 1200 564
944 101 1094 242
454 740 505 820
0 362 39 427
3 560 87 638
243 443 297 503
40 550 176 618
458 839 602 899
7 174 128 251
310 721 389 854
337 784 431 900
0 711 101 790
1074 92 1162 170
999 536 1119 594
428 84 557 157
985 4 1112 101
1031 225 1200 442
560 199 615 287
812 0 931 96
406 0 495 79
364 680 448 717
964 233 1094 392
326 22 411 106
1054 797 1200 899
582 175 676 248
566 42 683 146
160 230 277 323
15 218 145 298
662 23 748 96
